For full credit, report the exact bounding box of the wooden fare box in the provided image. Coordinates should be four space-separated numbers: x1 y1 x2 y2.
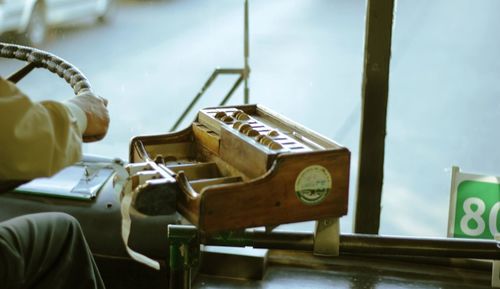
129 105 350 234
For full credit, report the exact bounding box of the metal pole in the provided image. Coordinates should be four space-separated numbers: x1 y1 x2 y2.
170 71 219 132
243 0 250 104
354 0 395 234
219 75 244 106
170 68 245 132
203 230 500 260
339 234 500 260
168 225 499 288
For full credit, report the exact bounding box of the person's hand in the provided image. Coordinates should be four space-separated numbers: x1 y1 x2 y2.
67 91 110 142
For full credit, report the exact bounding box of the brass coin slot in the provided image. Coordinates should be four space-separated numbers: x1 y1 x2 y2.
246 129 259 137
236 112 250 121
215 111 227 119
268 130 279 137
268 142 283 150
233 121 243 130
221 115 234 123
258 135 272 146
238 124 252 134
232 110 250 121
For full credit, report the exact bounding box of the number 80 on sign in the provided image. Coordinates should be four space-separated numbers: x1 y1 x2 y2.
453 180 500 239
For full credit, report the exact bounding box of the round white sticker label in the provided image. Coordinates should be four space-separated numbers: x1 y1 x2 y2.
295 165 332 205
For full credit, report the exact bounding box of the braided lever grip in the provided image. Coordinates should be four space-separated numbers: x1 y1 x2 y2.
0 42 93 95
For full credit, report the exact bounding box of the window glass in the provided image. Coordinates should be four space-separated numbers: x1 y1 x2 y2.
381 0 500 236
12 1 492 236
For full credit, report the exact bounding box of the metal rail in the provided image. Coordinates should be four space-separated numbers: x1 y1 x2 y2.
202 230 500 260
170 68 246 131
170 0 251 132
168 225 500 289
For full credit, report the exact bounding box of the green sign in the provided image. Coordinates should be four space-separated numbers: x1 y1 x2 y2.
453 180 499 239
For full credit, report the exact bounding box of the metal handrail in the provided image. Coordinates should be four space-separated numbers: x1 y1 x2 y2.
170 0 250 132
169 68 246 131
168 225 500 289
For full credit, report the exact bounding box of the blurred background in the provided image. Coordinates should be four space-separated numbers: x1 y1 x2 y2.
1 0 499 238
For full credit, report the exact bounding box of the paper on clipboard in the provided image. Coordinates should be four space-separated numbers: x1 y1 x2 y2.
15 163 114 200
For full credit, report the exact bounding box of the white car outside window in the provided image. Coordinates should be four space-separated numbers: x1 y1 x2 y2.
0 0 113 46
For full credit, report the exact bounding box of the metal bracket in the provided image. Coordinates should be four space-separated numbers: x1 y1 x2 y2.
313 217 340 256
492 234 500 288
168 225 200 289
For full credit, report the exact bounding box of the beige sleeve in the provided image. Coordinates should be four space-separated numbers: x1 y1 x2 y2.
0 78 84 180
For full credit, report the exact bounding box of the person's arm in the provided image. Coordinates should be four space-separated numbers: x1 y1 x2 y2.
0 77 108 180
